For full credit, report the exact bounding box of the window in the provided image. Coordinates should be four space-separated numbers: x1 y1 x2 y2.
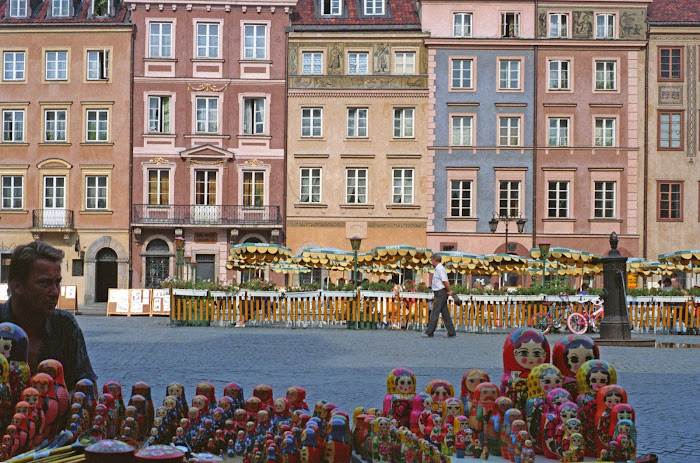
499 60 520 90
85 176 108 210
658 182 682 221
243 98 265 135
594 181 615 218
451 59 473 89
348 52 369 74
2 110 24 142
148 169 169 206
392 169 414 204
347 108 368 138
549 13 568 38
92 0 110 16
149 23 172 58
659 48 683 81
52 0 69 16
8 0 27 17
595 61 616 90
659 111 683 150
86 109 108 141
72 259 84 277
300 168 321 203
594 118 615 147
244 24 266 60
1 176 22 210
45 109 67 142
148 96 171 134
395 52 415 75
548 60 569 90
450 180 472 217
499 117 520 146
453 13 472 37
548 118 569 147
451 116 473 146
501 12 520 38
196 23 219 58
301 108 322 137
195 171 217 206
596 14 615 39
3 52 25 81
393 108 414 138
364 0 384 15
302 52 323 74
346 168 367 204
45 51 68 81
196 97 218 134
547 181 569 218
321 0 341 15
499 180 520 216
243 171 264 207
86 50 110 80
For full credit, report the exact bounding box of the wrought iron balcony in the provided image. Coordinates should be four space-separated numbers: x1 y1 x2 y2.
133 204 282 226
32 209 74 229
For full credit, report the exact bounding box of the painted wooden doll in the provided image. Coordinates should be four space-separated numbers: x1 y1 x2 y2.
525 364 563 454
37 359 70 427
410 392 432 437
10 413 29 453
425 379 454 416
76 379 98 416
612 419 636 460
552 335 599 397
507 419 526 463
562 432 584 462
30 372 59 439
300 424 321 463
500 328 551 409
499 408 522 461
545 400 578 459
253 384 274 412
467 382 499 445
370 417 392 462
575 359 616 456
102 381 126 430
0 355 13 434
128 394 150 440
284 386 308 412
130 382 154 435
559 417 582 456
594 384 627 454
0 323 30 407
195 382 217 413
383 367 416 428
485 396 512 457
224 382 246 411
325 416 351 463
14 401 35 444
459 369 490 415
442 396 464 427
607 403 635 442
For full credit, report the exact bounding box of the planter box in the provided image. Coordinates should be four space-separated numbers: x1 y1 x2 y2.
359 290 394 298
285 291 321 298
210 291 238 298
472 294 508 303
628 296 653 304
322 291 356 298
244 290 282 298
510 295 545 302
172 289 208 297
399 291 432 299
654 296 689 303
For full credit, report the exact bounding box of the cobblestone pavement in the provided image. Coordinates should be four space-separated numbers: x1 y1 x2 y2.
77 315 699 461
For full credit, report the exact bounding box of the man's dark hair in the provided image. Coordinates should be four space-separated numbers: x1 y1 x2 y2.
8 241 64 294
663 278 671 285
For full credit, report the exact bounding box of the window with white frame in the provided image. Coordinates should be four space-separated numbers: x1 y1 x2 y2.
195 170 217 205
499 117 520 146
2 110 24 142
548 118 569 147
52 0 69 17
364 0 384 15
348 52 369 74
451 116 473 146
659 111 682 149
548 60 570 90
451 59 473 89
148 96 171 134
300 168 321 203
394 52 415 75
595 61 616 90
393 108 414 138
501 12 520 38
195 97 218 133
450 180 472 217
594 181 615 218
301 108 322 137
243 98 265 135
91 0 110 16
346 168 367 204
147 169 169 205
302 52 323 74
321 0 341 15
86 109 108 142
86 50 110 80
3 52 25 81
453 13 472 37
149 23 172 58
45 51 68 81
243 171 264 207
45 109 67 142
392 168 414 204
499 60 520 90
1 176 23 210
549 13 568 38
347 108 368 138
547 181 569 218
594 118 615 147
196 23 219 58
244 24 266 60
85 175 108 210
8 0 27 17
498 180 520 217
596 13 615 39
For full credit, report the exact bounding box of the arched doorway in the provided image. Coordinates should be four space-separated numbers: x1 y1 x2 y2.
145 239 170 288
95 248 118 302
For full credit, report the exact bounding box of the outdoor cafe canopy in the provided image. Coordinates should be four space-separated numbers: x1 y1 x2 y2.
658 250 700 267
227 243 293 267
529 247 601 267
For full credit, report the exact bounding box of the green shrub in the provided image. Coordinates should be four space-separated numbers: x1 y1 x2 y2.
239 279 278 291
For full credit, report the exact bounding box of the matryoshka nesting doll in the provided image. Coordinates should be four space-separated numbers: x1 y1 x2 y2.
76 379 98 414
612 419 636 460
0 355 12 433
325 416 351 463
195 382 217 413
425 379 454 416
130 382 154 434
552 335 599 396
594 384 627 454
286 386 309 412
165 382 188 419
14 401 35 444
30 372 59 438
102 381 126 428
459 369 490 415
607 403 634 442
409 392 432 437
37 359 70 426
500 408 522 461
485 396 511 457
525 363 562 454
128 394 150 440
442 397 464 426
575 359 616 456
244 396 263 422
501 328 550 411
253 384 274 412
467 382 499 445
0 322 30 405
541 391 573 458
224 382 245 411
382 367 416 427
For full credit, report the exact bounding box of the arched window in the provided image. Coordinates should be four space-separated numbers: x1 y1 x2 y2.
145 238 170 288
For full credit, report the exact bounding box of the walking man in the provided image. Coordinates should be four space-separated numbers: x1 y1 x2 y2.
422 253 457 338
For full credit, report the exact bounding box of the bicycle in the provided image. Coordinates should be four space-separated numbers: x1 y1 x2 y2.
566 297 605 334
529 292 576 334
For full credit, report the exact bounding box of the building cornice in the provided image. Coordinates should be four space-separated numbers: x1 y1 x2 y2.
424 38 647 49
288 90 429 98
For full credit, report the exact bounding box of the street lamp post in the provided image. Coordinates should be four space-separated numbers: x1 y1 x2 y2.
189 259 197 284
184 254 191 282
488 213 527 254
539 242 551 286
175 237 185 280
349 236 362 330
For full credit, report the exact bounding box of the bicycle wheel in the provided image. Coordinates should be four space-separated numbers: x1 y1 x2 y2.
530 312 553 334
567 312 588 334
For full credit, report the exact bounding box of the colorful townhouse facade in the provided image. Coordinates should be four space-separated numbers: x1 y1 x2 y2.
127 0 295 288
0 0 132 303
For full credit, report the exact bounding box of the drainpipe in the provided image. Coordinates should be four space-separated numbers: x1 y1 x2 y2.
642 25 649 260
283 24 289 249
532 0 539 251
129 23 135 289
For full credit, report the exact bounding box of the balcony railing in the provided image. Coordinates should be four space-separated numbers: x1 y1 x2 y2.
32 209 74 229
133 204 282 226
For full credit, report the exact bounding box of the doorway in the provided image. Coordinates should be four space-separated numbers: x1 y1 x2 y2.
95 248 118 302
195 254 216 283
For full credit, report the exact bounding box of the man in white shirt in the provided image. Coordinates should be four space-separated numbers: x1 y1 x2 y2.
422 253 457 338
